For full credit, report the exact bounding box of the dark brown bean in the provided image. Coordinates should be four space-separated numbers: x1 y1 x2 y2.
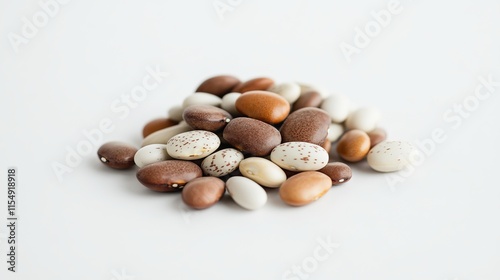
280 107 330 145
181 177 225 209
223 117 281 156
97 142 137 169
136 160 202 192
232 77 274 93
195 75 241 97
183 105 232 131
142 118 179 138
318 162 352 185
292 91 323 111
282 169 299 179
368 128 387 148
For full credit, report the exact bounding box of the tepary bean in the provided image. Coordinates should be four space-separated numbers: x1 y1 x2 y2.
97 74 417 210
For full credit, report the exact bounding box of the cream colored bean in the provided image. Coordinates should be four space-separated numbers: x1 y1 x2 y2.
141 121 192 147
239 157 287 188
226 176 267 210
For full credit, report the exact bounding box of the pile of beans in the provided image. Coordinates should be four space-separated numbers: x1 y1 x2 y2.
97 75 418 210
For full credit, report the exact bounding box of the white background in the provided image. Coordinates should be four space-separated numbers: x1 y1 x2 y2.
1 0 500 279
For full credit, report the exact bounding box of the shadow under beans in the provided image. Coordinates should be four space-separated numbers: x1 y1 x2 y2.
347 159 380 175
217 193 256 212
95 166 178 198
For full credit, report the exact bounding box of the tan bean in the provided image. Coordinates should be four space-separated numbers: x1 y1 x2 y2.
279 171 332 206
367 127 387 148
142 118 179 138
235 90 290 124
181 177 225 209
336 129 370 162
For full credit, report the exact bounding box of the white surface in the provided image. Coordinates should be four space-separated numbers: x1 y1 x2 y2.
1 0 500 279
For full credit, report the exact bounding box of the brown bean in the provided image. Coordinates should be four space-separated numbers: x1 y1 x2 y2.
223 117 281 156
181 177 226 209
336 129 370 162
136 160 202 192
97 142 137 169
322 139 332 154
367 128 387 148
318 162 352 185
279 171 332 206
292 91 323 111
142 118 179 138
195 75 241 97
279 107 330 145
183 105 232 131
235 90 290 124
232 77 274 93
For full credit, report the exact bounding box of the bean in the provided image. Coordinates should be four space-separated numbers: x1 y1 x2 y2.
279 171 332 206
166 130 220 160
270 142 329 171
367 127 387 148
143 118 178 138
226 176 267 210
292 90 322 111
134 144 171 168
183 93 222 109
235 90 290 124
280 107 330 145
318 162 352 185
181 177 225 209
336 129 370 162
267 82 301 104
141 121 192 147
367 141 419 172
345 107 380 132
221 92 242 116
195 75 240 97
321 94 351 123
223 117 281 156
97 142 137 169
183 105 232 131
136 160 202 192
232 77 274 93
201 148 244 177
239 157 287 188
